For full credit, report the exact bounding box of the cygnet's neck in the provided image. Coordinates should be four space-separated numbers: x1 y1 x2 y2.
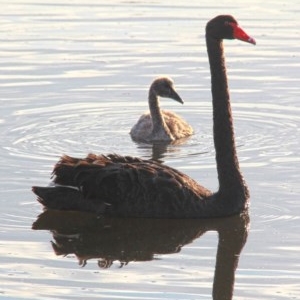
148 90 173 141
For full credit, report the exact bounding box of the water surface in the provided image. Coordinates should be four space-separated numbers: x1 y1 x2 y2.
0 0 299 299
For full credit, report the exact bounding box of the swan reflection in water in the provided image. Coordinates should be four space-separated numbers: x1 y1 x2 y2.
32 210 249 299
135 139 194 162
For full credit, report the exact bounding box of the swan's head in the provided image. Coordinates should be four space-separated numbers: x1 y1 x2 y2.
150 77 184 104
206 15 256 45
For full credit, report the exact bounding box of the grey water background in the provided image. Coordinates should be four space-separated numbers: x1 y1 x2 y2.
0 0 299 299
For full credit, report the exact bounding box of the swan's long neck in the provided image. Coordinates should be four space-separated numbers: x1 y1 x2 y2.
206 36 248 197
148 90 172 140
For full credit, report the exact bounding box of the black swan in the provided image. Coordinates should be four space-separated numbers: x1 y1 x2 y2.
130 77 193 143
32 15 255 218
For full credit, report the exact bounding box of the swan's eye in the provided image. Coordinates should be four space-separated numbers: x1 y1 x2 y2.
225 21 235 27
225 21 236 28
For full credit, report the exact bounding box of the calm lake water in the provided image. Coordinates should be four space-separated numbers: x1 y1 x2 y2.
0 0 299 299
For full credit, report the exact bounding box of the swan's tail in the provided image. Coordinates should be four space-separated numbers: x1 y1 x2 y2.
32 185 107 214
32 186 82 210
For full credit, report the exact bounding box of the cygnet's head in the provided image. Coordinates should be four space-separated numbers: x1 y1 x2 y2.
150 77 184 104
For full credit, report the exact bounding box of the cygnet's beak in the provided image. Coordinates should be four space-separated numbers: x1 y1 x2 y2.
170 88 184 104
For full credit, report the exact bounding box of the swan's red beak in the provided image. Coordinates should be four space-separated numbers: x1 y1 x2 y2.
231 23 256 45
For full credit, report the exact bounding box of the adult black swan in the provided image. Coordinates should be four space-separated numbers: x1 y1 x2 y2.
32 15 255 218
130 77 193 143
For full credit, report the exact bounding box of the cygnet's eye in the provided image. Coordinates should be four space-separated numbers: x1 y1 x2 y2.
164 83 171 90
165 87 171 94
